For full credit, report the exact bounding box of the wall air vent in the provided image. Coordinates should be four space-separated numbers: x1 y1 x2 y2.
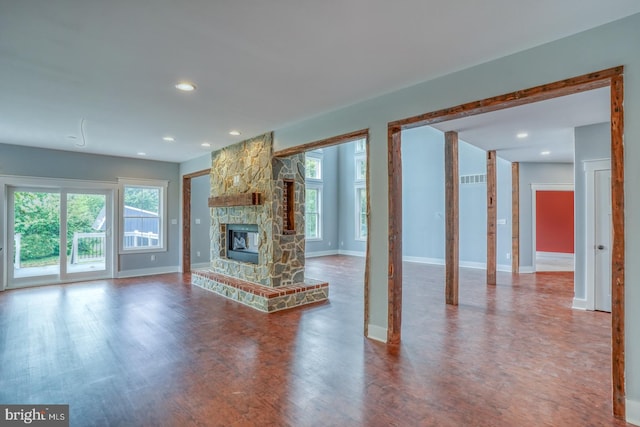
460 174 487 185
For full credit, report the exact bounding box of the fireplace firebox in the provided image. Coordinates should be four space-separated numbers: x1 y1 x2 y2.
227 224 259 264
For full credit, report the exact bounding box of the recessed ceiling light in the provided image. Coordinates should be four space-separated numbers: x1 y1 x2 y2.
517 132 529 139
229 130 241 136
541 151 551 155
162 136 175 142
201 142 211 147
137 152 147 156
175 82 196 92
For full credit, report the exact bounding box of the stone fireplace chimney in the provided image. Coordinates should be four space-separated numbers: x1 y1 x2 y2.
192 132 328 312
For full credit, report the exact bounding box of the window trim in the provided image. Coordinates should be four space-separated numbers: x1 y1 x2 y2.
118 178 168 254
355 154 366 182
305 183 322 241
355 184 367 241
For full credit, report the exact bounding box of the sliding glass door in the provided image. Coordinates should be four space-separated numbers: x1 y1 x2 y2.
8 187 113 288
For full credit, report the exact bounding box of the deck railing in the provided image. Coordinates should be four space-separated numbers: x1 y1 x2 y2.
70 232 106 264
13 230 159 268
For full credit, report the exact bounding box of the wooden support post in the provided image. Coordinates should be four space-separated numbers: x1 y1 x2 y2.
511 162 520 274
445 131 459 305
387 126 403 345
486 150 497 285
610 72 625 419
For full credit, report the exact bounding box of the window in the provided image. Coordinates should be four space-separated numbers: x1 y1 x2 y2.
305 152 323 240
354 138 366 154
305 185 322 239
305 155 322 180
355 156 367 181
354 142 367 241
119 179 168 252
355 185 367 240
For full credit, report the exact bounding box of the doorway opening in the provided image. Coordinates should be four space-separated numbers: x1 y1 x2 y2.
388 67 625 417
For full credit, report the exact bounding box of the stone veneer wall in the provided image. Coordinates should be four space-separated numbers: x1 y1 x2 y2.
209 132 305 288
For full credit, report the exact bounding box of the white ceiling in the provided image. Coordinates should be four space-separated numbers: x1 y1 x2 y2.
0 1 637 163
432 87 611 163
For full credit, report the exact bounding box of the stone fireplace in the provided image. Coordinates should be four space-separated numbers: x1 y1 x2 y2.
191 132 328 312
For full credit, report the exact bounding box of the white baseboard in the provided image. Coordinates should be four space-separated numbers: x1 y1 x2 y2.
305 250 339 258
403 256 444 265
117 266 179 279
519 266 535 274
497 264 512 273
338 250 366 257
627 398 640 426
403 256 513 273
537 251 574 259
367 324 387 343
191 262 210 269
572 297 587 310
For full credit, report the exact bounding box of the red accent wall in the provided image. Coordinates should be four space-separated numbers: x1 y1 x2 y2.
536 190 574 253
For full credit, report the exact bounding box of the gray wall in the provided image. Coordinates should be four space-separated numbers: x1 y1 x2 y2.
574 122 611 300
518 163 574 270
401 126 512 268
0 142 181 272
271 14 640 404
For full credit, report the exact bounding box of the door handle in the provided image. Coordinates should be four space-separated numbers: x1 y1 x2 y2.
597 245 605 250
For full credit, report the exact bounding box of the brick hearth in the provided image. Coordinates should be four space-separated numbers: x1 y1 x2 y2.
192 270 329 312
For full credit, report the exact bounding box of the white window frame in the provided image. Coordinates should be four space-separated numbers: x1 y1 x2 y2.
305 152 323 180
354 138 367 154
355 184 367 241
305 183 322 241
118 178 168 254
355 154 366 182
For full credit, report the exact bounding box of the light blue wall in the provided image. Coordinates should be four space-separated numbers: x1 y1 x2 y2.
459 141 487 264
401 127 445 260
401 126 512 268
190 174 211 266
497 156 512 268
0 142 181 272
574 123 611 300
272 13 640 406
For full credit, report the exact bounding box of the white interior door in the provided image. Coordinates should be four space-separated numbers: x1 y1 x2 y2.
594 169 612 312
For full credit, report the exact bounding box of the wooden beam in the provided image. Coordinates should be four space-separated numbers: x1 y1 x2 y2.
387 126 403 345
390 67 621 130
273 129 369 158
610 72 625 419
208 193 262 207
445 131 459 305
486 151 497 286
511 162 520 275
182 168 211 274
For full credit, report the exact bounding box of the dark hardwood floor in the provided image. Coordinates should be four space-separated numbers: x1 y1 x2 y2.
0 256 627 426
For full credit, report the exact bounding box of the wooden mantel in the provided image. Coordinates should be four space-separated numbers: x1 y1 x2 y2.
208 192 262 207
